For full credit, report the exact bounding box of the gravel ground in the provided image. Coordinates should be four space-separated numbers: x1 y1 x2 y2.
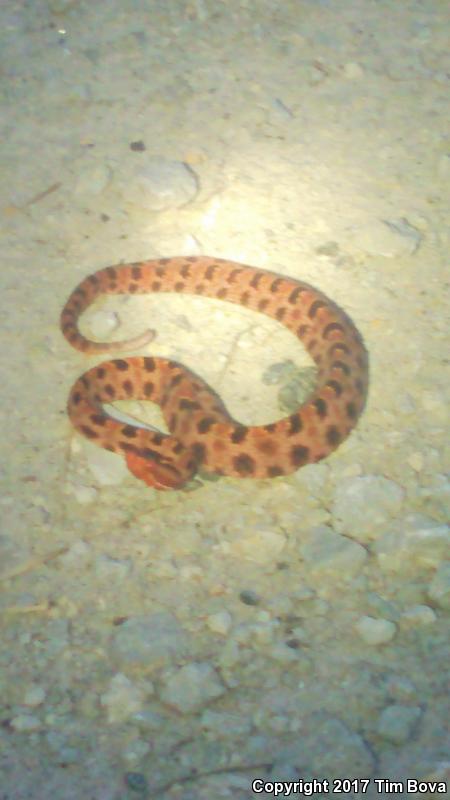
0 1 449 798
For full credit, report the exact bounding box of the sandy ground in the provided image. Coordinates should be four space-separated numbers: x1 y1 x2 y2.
0 1 449 798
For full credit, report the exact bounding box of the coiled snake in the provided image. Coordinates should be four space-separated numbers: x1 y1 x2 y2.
60 256 368 490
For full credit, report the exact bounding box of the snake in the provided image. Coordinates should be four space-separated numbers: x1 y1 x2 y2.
60 256 369 490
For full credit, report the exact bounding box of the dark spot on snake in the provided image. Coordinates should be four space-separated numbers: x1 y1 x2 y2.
192 442 206 462
357 354 367 370
96 367 106 379
114 359 130 371
250 272 263 289
288 286 304 304
105 266 117 280
104 384 116 398
290 445 310 466
169 373 183 388
308 300 327 318
174 281 185 292
263 423 277 433
143 381 154 397
313 398 327 419
270 278 283 293
233 453 256 475
197 416 215 434
143 357 156 371
90 413 106 426
346 402 357 419
332 360 351 376
288 414 303 435
121 425 138 438
128 283 138 293
258 298 269 312
205 264 218 280
71 391 82 405
275 307 286 321
122 380 133 396
169 413 178 430
228 268 243 283
80 425 99 439
325 379 342 396
151 281 161 291
179 399 201 410
326 426 341 446
217 288 228 299
195 284 205 294
231 426 247 444
131 265 142 280
267 465 284 477
297 324 309 338
256 439 277 456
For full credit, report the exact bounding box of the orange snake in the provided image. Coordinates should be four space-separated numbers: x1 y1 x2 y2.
60 256 368 490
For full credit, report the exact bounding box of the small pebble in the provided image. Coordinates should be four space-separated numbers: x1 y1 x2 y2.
160 662 226 713
23 685 46 707
355 615 396 645
427 562 450 609
124 772 149 794
240 589 261 606
206 610 232 635
11 714 41 732
377 704 422 744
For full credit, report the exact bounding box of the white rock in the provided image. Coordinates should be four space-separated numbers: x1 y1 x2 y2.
400 604 437 628
23 685 46 707
123 738 152 763
374 515 450 574
200 709 252 736
377 704 422 744
160 662 226 713
300 525 367 581
355 615 396 645
206 610 232 635
100 673 145 724
274 718 374 777
11 714 41 732
94 554 131 581
222 528 286 564
428 562 450 609
69 483 98 505
350 217 421 257
343 61 364 79
112 612 188 669
332 476 404 540
74 161 112 196
122 158 198 211
83 440 129 486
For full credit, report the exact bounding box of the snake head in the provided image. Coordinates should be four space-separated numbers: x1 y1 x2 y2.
125 449 196 491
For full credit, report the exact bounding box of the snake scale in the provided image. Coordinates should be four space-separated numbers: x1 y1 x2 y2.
60 256 369 490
